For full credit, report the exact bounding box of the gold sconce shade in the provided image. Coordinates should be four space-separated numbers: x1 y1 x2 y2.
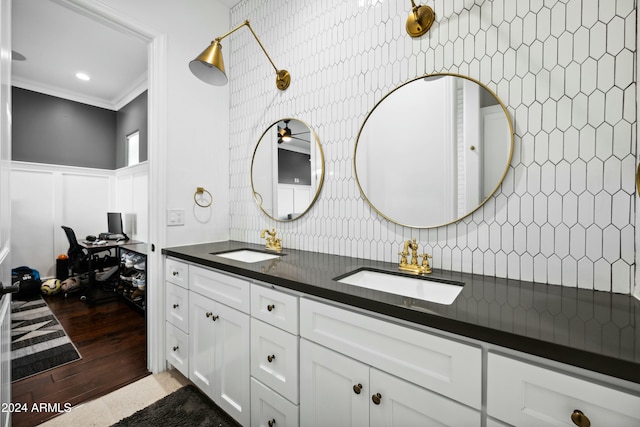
406 1 435 37
189 20 290 90
189 40 228 86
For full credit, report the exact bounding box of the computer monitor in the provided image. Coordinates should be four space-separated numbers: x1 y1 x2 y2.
107 212 124 235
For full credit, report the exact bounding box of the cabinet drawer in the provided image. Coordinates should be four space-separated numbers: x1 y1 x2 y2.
251 285 299 334
165 282 189 332
300 298 481 409
165 322 189 378
165 258 188 287
251 318 299 404
487 353 640 426
251 378 299 427
189 265 250 313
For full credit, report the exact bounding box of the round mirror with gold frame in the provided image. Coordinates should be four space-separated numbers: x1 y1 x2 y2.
354 73 514 228
251 118 324 221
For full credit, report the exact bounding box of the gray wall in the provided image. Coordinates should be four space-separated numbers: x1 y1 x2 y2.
12 87 148 170
116 91 148 168
12 87 117 169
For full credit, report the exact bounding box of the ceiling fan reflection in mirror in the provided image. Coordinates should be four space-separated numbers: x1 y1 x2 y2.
277 119 310 144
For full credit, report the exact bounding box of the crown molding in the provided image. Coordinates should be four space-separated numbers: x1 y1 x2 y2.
12 73 147 111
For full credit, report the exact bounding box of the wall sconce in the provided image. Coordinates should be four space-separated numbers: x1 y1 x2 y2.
189 19 290 90
406 1 435 37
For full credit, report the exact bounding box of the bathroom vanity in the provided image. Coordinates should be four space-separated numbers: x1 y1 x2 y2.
163 241 640 427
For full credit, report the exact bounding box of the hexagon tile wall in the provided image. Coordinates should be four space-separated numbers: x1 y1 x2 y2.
228 0 636 294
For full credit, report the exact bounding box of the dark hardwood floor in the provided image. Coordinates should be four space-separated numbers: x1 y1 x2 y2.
11 293 149 427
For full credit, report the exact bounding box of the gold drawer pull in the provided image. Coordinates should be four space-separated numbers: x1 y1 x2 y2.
372 393 381 405
353 383 362 394
571 410 591 427
267 354 276 363
267 304 275 312
268 419 276 427
172 345 179 352
172 303 179 309
172 271 179 276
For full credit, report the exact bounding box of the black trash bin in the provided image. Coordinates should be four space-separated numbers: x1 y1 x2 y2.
56 256 70 281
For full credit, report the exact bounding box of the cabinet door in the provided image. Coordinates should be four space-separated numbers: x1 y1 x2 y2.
189 294 217 397
214 301 250 427
370 368 480 427
300 339 369 427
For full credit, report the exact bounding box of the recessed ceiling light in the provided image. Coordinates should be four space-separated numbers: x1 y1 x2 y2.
75 72 90 81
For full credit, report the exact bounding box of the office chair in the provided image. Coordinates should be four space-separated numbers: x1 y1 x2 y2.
61 226 117 300
61 226 89 275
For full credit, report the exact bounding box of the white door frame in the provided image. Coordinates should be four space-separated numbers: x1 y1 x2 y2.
0 0 13 424
59 0 167 373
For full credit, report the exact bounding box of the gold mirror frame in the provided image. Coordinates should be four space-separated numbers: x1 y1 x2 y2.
354 73 514 228
251 118 325 222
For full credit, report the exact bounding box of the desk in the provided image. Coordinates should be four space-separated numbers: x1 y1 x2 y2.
80 239 142 305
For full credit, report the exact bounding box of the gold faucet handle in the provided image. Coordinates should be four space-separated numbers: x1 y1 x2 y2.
419 253 432 266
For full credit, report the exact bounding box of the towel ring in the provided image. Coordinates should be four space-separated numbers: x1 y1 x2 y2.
194 187 213 208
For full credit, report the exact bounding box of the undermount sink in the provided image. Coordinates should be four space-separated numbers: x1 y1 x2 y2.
336 268 464 305
211 249 282 263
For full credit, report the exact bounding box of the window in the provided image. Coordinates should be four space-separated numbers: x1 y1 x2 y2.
127 130 140 166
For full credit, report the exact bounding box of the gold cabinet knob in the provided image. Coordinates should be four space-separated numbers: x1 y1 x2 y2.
205 312 212 318
353 384 362 394
173 303 179 309
267 304 275 311
267 354 276 363
571 410 591 427
172 271 179 276
172 345 179 352
371 393 382 405
268 419 276 427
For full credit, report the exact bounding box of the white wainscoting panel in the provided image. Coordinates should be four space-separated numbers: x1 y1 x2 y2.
11 161 148 277
11 169 56 277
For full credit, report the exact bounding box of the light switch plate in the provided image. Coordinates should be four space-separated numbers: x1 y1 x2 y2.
167 209 185 226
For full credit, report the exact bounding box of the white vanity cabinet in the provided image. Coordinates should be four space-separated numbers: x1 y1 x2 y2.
165 258 189 378
299 298 482 427
250 284 300 427
487 352 640 427
189 265 251 427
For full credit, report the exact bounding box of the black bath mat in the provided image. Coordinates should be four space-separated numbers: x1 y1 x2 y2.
112 384 240 427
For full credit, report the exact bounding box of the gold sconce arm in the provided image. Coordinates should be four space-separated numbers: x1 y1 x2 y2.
190 19 290 90
406 1 435 37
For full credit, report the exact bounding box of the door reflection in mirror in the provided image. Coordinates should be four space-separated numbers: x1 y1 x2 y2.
354 74 513 228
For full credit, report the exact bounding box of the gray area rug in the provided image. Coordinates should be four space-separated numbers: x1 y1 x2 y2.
112 384 240 427
11 297 81 382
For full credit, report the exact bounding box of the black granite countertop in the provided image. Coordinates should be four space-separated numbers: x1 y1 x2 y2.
163 240 640 385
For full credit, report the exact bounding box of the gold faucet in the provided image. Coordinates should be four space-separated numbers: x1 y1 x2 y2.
260 228 282 252
399 238 432 274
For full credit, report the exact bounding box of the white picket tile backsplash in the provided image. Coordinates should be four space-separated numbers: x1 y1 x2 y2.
228 0 636 293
